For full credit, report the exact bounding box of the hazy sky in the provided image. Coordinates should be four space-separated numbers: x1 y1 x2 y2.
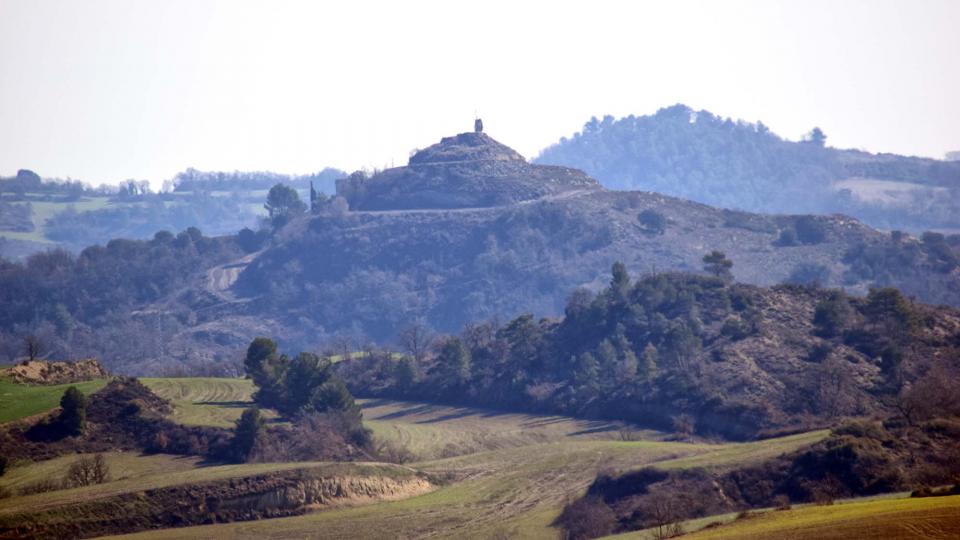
1 0 958 187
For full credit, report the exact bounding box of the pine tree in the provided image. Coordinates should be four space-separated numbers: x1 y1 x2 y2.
232 407 265 463
641 343 659 381
438 337 472 388
575 352 600 393
58 386 87 436
394 357 419 392
702 250 733 280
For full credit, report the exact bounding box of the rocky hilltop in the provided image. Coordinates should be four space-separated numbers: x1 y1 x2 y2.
336 131 600 210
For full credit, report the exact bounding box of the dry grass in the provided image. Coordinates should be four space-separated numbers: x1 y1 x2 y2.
101 396 826 540
0 452 202 496
676 494 960 540
361 397 662 460
0 455 398 517
1 377 838 539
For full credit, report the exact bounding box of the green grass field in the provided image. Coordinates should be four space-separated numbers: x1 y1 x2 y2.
0 196 111 243
0 191 271 245
141 377 267 428
0 378 108 423
650 429 830 471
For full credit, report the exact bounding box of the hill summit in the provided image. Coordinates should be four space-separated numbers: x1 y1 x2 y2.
409 131 525 164
336 127 600 210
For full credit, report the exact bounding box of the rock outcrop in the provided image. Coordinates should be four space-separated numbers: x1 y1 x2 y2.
7 359 109 385
336 131 600 210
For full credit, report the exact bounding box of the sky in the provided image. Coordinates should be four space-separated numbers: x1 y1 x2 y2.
1 0 958 188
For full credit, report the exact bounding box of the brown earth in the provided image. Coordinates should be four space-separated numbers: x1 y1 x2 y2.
7 360 109 385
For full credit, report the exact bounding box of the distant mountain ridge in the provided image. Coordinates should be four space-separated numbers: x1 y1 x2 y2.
535 105 960 232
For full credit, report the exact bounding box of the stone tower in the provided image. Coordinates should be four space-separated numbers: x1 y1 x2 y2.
474 118 483 133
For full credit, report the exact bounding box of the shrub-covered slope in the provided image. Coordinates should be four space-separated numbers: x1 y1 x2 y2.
337 269 960 440
237 184 960 347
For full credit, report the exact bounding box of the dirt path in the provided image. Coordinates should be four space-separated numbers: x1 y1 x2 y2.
203 250 262 302
198 189 594 304
348 188 595 217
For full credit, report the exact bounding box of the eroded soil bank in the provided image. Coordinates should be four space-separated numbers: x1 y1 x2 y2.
0 464 434 540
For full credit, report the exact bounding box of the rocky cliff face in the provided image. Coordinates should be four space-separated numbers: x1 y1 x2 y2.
336 132 600 210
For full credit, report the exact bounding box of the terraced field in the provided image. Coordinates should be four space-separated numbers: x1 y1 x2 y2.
4 376 894 539
104 406 827 540
141 377 645 456
141 377 264 427
361 398 661 460
0 378 108 423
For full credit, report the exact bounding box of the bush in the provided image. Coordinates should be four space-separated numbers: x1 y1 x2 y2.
806 343 832 363
58 386 87 436
721 316 751 340
638 209 667 235
375 438 417 464
64 454 111 488
786 263 830 286
795 216 827 244
813 291 853 338
833 420 890 441
231 408 265 463
556 496 618 540
773 494 791 510
775 227 798 246
0 456 6 477
19 478 62 495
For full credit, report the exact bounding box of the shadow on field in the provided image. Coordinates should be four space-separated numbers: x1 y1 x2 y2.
567 424 622 436
195 400 253 408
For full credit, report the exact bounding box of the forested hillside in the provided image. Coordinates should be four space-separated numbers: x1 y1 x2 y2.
338 265 960 440
0 229 244 373
536 105 960 232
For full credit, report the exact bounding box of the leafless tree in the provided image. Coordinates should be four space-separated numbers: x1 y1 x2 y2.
23 335 45 361
64 454 110 487
817 356 855 418
330 335 355 362
398 320 435 363
641 493 684 540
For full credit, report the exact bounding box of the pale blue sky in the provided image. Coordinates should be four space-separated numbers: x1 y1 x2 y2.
1 0 958 187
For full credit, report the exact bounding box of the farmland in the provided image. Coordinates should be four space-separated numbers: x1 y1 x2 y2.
0 377 108 423
0 376 947 540
677 494 960 540
141 377 263 428
97 378 829 539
